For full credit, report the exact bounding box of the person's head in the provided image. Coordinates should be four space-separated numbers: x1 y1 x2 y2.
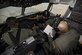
57 20 69 33
6 17 18 28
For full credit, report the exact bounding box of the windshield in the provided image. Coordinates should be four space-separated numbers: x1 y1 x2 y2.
0 0 77 23
50 0 77 7
0 3 49 23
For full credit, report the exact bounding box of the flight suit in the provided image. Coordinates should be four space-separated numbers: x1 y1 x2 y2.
2 28 33 46
53 29 80 55
42 17 80 55
43 29 80 55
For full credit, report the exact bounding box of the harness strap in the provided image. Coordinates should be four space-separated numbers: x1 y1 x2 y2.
8 28 21 45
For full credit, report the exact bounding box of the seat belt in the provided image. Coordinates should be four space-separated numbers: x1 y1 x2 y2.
8 28 21 45
8 32 18 45
16 28 21 44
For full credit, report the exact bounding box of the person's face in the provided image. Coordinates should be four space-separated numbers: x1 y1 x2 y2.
57 21 68 33
7 20 17 28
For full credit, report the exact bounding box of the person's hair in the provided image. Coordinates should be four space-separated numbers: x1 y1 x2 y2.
57 20 69 33
6 17 17 23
